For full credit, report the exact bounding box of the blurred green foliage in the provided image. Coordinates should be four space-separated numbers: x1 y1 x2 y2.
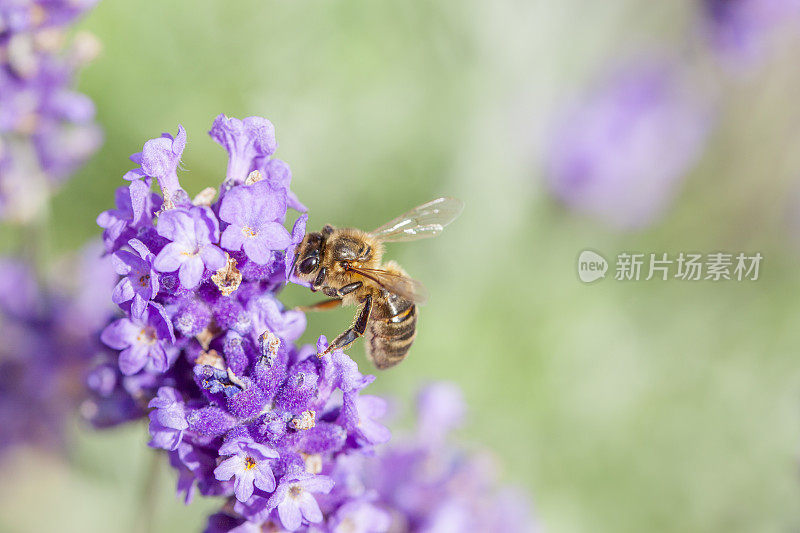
3 1 800 532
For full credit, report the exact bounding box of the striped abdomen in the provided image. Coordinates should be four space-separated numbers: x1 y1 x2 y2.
365 292 417 370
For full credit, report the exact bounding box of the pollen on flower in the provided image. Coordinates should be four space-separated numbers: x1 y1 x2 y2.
138 274 150 287
136 326 157 345
211 256 242 296
244 456 257 470
244 170 263 185
195 349 226 370
192 187 217 206
289 484 303 498
196 322 222 350
259 330 281 361
241 226 258 238
301 453 323 474
290 410 316 430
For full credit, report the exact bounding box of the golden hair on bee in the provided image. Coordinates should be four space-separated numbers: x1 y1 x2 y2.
292 197 463 369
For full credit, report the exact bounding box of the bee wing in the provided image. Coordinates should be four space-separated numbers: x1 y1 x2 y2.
346 266 429 304
369 197 464 243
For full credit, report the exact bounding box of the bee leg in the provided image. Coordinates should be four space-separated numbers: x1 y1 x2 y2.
320 294 372 356
296 299 342 312
337 281 362 296
310 267 328 292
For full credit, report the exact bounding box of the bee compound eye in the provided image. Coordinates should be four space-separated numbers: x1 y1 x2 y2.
298 256 319 275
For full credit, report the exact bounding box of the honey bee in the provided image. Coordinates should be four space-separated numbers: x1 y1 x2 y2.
291 197 464 369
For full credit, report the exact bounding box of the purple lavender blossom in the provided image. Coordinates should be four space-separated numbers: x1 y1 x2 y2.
96 181 161 250
215 437 279 502
148 386 188 451
88 117 384 529
340 394 391 447
701 0 800 68
126 125 187 209
112 238 160 318
206 384 537 532
154 206 227 289
0 1 101 221
219 181 292 265
545 57 714 230
100 304 174 375
265 473 334 530
209 114 277 184
89 117 534 533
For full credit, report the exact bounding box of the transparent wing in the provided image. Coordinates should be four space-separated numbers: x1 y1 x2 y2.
346 266 429 304
369 197 464 243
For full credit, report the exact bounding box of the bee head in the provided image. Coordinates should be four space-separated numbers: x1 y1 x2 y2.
292 231 326 280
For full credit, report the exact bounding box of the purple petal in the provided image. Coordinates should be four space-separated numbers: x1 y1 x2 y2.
153 242 189 273
277 499 302 531
118 345 149 375
214 456 243 481
253 464 276 493
178 255 205 289
299 475 334 494
298 492 323 523
112 278 135 305
209 115 277 183
242 239 273 265
128 179 152 226
234 469 256 502
200 244 226 271
100 318 137 350
156 209 194 244
220 225 247 252
131 294 147 319
256 222 292 250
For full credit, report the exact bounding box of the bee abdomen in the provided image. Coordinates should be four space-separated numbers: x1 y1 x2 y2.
365 299 417 370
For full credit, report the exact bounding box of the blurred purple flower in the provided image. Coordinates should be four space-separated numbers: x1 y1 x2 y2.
701 0 800 68
148 387 188 451
0 1 101 221
545 57 714 230
265 473 335 531
0 245 116 453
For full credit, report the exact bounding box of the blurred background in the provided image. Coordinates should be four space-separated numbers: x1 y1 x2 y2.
3 0 800 531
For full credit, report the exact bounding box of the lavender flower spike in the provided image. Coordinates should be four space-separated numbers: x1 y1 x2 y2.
89 116 536 532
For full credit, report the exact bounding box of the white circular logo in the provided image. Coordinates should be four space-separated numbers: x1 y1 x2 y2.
577 250 608 283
